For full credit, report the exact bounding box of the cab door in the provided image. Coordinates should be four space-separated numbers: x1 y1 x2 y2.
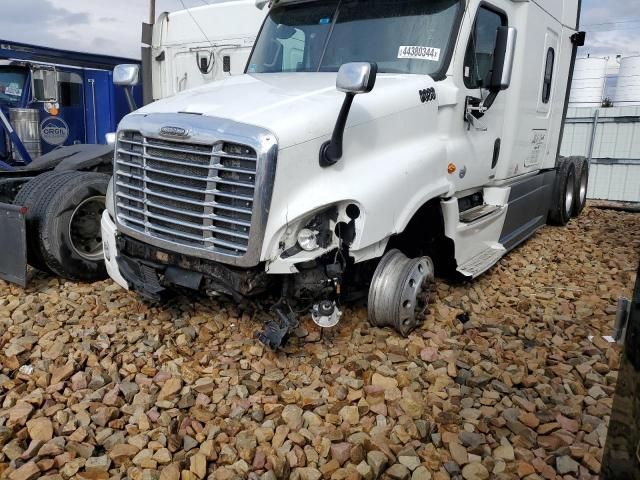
456 4 509 191
35 69 86 155
52 71 86 147
525 29 559 170
84 70 114 145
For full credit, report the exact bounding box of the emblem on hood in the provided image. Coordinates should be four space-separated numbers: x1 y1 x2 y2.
159 126 190 139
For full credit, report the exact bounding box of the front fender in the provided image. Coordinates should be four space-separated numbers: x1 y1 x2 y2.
261 98 452 265
20 144 114 173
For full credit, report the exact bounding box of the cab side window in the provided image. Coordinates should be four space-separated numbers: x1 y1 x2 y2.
464 6 506 89
58 72 84 107
541 48 555 103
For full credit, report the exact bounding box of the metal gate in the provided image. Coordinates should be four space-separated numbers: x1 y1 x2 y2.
561 106 640 202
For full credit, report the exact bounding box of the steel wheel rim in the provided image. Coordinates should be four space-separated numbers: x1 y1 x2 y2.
579 168 588 205
69 196 105 261
368 250 434 336
565 174 575 217
399 259 431 330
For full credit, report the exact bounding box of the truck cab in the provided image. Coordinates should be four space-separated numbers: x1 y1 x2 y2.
0 41 140 167
0 42 142 287
103 0 587 348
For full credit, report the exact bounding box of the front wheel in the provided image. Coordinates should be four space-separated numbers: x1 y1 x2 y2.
368 249 435 337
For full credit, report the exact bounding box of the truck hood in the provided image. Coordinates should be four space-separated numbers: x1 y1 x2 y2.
135 73 440 149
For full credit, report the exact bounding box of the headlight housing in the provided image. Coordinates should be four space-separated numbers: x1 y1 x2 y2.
297 228 320 251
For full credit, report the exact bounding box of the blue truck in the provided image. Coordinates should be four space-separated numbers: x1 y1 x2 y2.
0 40 141 285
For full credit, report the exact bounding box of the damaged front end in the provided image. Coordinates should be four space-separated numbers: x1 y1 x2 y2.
116 235 272 302
113 199 365 350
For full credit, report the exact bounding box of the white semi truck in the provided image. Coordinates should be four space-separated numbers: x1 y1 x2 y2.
103 0 588 348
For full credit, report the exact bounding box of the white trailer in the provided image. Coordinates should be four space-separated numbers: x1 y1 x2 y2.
103 0 587 348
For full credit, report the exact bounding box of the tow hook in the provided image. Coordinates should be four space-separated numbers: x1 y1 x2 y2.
256 299 299 350
312 300 342 328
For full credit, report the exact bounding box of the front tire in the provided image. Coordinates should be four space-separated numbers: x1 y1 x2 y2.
548 158 576 226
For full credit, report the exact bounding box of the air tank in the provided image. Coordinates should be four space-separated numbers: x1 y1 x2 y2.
613 56 640 107
569 57 608 108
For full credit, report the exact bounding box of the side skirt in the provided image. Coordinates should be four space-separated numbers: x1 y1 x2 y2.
444 169 557 279
499 170 556 252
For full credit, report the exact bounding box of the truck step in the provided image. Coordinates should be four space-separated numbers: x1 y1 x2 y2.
459 204 502 223
457 245 506 278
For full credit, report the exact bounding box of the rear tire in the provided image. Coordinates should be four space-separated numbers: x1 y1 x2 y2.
572 157 589 217
548 158 576 227
13 171 85 272
34 172 110 282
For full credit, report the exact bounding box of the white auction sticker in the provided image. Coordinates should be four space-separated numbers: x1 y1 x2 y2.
5 83 22 97
398 46 441 62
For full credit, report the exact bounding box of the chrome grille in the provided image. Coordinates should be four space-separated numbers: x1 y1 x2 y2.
115 131 258 257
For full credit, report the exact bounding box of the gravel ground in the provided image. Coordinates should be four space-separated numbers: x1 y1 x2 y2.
0 207 639 480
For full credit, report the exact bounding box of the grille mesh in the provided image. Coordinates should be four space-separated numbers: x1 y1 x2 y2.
115 131 257 256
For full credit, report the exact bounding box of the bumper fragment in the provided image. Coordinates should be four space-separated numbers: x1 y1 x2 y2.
101 211 129 291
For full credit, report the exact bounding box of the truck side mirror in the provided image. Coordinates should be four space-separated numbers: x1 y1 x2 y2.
488 27 517 92
32 69 58 103
320 62 378 168
336 62 378 95
113 64 140 86
114 64 140 112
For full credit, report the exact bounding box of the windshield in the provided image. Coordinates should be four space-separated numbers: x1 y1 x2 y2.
248 0 462 75
0 69 27 106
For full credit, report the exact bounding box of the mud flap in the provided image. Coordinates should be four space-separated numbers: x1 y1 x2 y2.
0 203 27 287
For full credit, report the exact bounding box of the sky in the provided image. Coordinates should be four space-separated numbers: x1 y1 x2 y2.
0 0 638 60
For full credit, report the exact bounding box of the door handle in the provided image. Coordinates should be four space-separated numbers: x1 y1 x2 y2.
465 96 488 131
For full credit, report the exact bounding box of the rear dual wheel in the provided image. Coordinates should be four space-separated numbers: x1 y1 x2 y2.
14 171 110 282
572 157 589 217
548 157 589 226
549 158 577 226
